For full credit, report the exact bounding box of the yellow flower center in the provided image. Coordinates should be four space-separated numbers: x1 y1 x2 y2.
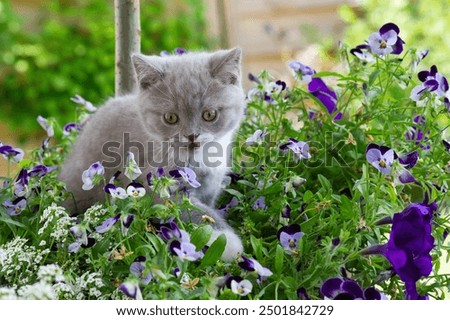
289 239 296 248
379 159 386 168
132 190 139 197
379 41 387 49
237 286 244 294
15 207 21 213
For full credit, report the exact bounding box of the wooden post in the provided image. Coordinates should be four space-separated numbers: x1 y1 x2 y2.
115 0 141 96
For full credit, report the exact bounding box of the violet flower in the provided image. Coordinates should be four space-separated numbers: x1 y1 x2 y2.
0 144 24 163
320 277 387 300
14 168 29 197
362 203 436 300
405 116 430 150
124 151 142 181
95 214 120 233
297 287 311 300
281 204 291 219
252 196 267 211
365 143 395 175
37 115 54 137
218 197 239 215
169 167 201 188
81 161 105 191
130 256 153 285
367 22 404 55
238 256 273 280
277 224 304 253
169 240 204 262
121 214 135 235
230 279 253 296
2 197 27 216
70 94 97 112
410 65 449 102
28 164 57 177
280 138 311 160
126 182 146 199
119 280 142 300
350 44 375 63
63 122 81 136
246 128 267 146
104 184 127 199
288 61 316 83
308 78 342 120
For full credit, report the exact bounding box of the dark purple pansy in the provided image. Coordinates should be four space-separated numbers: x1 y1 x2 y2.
121 214 135 235
365 143 395 175
218 197 239 215
280 138 311 160
130 256 153 285
443 139 450 152
104 184 127 199
119 280 142 300
411 65 449 101
126 182 146 199
95 214 121 233
297 287 311 300
362 203 436 300
0 143 24 163
288 61 316 83
405 116 430 150
159 220 183 241
63 122 81 136
368 22 404 55
281 204 291 219
350 44 375 63
169 167 201 188
169 240 204 261
277 224 304 252
14 168 29 197
320 277 387 300
238 256 273 279
37 115 54 137
82 161 105 191
308 78 342 120
2 197 27 216
28 164 57 178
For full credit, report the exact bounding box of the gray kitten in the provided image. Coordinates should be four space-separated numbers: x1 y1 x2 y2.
59 48 245 261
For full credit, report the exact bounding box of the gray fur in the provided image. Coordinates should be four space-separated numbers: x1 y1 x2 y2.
59 48 245 260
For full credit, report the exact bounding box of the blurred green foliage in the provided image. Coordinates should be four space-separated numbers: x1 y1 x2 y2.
340 0 450 75
0 0 210 138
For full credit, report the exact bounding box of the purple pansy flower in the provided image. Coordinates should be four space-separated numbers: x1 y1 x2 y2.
28 164 57 177
405 116 430 150
119 280 142 300
37 115 54 137
410 65 449 102
443 139 450 152
130 256 153 285
365 143 395 175
277 224 304 253
81 161 105 191
246 128 267 146
362 203 436 300
95 214 121 233
288 61 316 83
368 22 404 55
297 287 311 300
266 80 287 96
124 151 142 181
281 204 291 219
63 122 81 136
238 256 273 280
169 167 201 188
320 277 387 300
169 240 204 262
308 78 342 120
70 94 97 112
0 144 24 163
218 197 239 215
252 196 267 211
280 138 311 160
350 44 375 63
14 168 29 197
230 279 253 296
121 214 135 235
2 197 27 216
104 184 127 199
126 182 146 199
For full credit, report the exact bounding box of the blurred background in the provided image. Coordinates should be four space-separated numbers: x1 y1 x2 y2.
1 0 449 169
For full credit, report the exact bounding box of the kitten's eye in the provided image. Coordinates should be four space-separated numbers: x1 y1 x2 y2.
202 110 217 122
164 112 179 124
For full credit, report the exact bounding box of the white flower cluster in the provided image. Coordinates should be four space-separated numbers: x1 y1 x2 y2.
72 271 105 299
83 204 109 225
38 203 75 244
0 237 49 285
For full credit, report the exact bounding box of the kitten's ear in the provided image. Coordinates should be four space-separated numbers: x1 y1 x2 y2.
132 54 165 89
209 48 242 85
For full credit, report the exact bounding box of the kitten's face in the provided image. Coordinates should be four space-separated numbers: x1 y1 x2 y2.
133 49 245 147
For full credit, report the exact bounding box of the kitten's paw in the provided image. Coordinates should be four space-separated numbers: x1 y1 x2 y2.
210 229 243 262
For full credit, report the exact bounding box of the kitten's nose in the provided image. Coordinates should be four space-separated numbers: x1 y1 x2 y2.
185 133 199 142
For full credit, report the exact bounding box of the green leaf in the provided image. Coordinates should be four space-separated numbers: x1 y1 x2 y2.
190 225 213 251
199 234 226 268
303 190 314 202
224 188 244 199
274 244 284 275
250 235 263 261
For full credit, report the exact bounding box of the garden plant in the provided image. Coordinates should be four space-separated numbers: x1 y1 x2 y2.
0 22 449 300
